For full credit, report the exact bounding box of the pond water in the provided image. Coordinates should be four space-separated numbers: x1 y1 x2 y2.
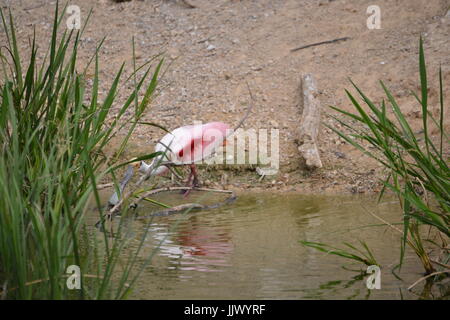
93 191 446 300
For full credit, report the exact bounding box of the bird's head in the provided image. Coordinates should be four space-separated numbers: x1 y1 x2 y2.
136 158 169 176
137 160 151 174
128 159 149 174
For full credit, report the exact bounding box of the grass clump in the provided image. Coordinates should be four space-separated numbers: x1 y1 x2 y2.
302 38 449 282
0 2 163 299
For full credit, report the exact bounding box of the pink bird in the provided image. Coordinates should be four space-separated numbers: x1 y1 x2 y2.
139 122 230 188
139 84 253 190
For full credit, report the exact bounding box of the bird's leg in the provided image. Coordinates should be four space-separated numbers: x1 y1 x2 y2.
180 165 193 195
190 164 199 188
183 164 199 197
185 166 193 185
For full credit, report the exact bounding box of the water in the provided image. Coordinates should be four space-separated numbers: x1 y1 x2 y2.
93 191 446 299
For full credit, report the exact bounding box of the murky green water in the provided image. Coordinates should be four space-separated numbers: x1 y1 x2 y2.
92 192 446 299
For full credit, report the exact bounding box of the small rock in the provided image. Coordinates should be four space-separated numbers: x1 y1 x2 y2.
206 44 216 51
334 151 346 159
269 120 278 128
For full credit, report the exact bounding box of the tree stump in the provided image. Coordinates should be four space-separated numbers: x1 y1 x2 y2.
298 74 322 169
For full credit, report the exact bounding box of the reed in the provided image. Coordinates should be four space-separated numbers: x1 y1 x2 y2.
0 2 163 299
303 38 449 278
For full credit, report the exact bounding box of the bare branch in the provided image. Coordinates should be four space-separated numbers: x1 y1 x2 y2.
408 271 450 291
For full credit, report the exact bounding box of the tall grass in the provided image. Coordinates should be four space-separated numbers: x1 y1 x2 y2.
0 3 163 299
303 38 449 279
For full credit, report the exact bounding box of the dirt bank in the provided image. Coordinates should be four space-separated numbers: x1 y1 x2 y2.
2 0 449 193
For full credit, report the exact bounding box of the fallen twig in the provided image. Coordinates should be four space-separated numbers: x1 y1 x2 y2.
291 37 350 52
430 259 450 270
407 271 450 291
181 0 197 9
24 3 46 11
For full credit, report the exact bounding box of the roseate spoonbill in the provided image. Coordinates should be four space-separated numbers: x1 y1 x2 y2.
139 84 254 189
139 121 230 188
102 86 253 225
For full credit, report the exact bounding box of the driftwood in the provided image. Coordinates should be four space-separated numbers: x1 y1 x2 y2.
107 165 135 208
134 187 237 217
298 74 322 169
96 185 236 228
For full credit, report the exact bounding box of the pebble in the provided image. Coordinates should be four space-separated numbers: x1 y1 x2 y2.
269 120 278 129
334 151 346 159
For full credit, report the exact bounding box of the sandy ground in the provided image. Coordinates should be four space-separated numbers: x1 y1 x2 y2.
2 0 450 193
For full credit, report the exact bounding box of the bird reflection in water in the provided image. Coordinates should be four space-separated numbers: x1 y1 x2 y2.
148 217 233 272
